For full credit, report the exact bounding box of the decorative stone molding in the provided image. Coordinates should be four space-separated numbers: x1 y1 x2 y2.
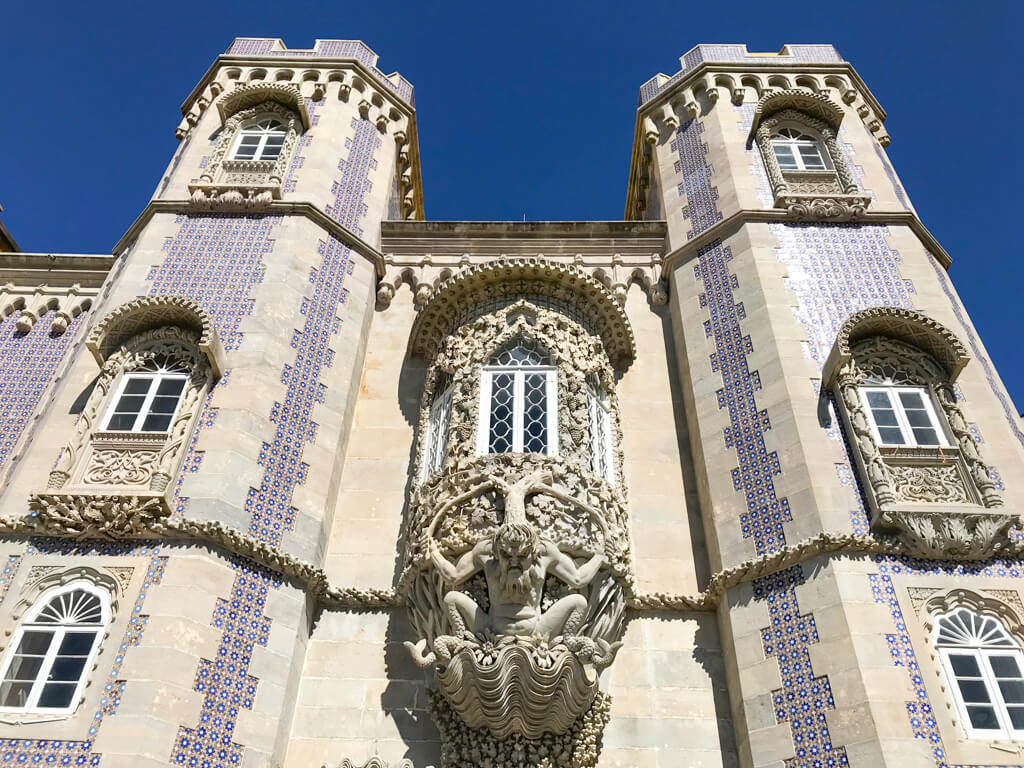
825 307 1011 557
214 82 311 129
87 295 224 377
407 258 637 370
377 252 668 313
27 493 171 539
753 103 870 221
922 588 1024 644
333 759 414 768
751 88 845 133
824 306 970 384
428 689 610 768
0 282 96 336
190 98 303 210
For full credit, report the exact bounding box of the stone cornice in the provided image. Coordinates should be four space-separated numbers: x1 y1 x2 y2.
658 208 953 272
3 512 1019 614
113 200 386 277
0 253 116 287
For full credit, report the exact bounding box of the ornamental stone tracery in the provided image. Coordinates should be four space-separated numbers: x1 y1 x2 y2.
826 307 1012 558
398 280 634 762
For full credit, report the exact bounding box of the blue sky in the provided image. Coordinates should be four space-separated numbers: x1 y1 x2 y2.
1 1 1021 409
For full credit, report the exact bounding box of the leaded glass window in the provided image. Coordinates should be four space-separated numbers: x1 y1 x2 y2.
478 340 557 456
0 584 109 713
936 608 1024 739
588 378 614 483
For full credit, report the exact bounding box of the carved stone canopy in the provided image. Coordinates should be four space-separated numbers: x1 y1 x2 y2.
86 296 225 377
750 88 845 136
408 258 637 370
823 306 970 386
215 82 311 130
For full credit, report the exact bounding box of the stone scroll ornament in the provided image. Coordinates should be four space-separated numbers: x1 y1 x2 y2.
401 453 629 746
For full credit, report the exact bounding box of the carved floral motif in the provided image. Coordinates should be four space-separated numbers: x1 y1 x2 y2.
84 449 159 486
888 463 970 504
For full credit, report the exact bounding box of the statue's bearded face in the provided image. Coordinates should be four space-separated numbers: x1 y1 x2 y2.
493 523 539 595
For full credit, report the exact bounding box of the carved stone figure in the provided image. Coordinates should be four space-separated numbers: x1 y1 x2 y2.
427 470 603 643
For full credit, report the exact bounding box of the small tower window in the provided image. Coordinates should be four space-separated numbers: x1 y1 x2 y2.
859 386 946 447
422 374 454 480
230 118 287 161
936 608 1024 739
103 357 189 433
770 127 829 171
588 377 614 483
478 339 557 455
0 584 109 713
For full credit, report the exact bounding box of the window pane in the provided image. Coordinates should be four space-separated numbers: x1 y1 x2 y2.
1008 706 1024 730
951 654 982 676
521 373 549 454
37 682 76 709
488 373 515 453
260 146 283 160
148 394 181 415
48 656 88 683
5 655 44 682
872 409 899 427
990 655 1022 678
866 391 893 409
156 378 186 397
898 391 925 409
905 409 933 428
773 145 797 169
878 426 905 445
957 679 992 703
910 426 940 446
16 630 54 656
123 378 152 395
998 679 1024 704
967 705 1000 729
113 394 146 415
57 632 95 656
797 144 826 170
105 414 137 431
0 681 32 708
140 413 173 432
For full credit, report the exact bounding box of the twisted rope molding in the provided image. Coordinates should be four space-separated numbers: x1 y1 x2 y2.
0 514 1018 613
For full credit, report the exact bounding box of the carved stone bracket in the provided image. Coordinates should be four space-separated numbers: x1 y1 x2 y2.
0 282 96 336
881 508 1016 560
188 185 278 211
781 195 870 221
26 493 172 540
332 759 415 768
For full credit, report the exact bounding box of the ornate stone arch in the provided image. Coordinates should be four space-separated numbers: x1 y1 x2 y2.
751 88 869 220
190 83 307 210
825 306 1010 557
33 297 222 532
922 588 1024 645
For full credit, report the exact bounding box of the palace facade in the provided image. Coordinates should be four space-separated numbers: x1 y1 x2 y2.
0 37 1020 768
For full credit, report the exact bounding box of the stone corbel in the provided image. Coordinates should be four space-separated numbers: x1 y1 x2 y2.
659 102 679 134
682 87 699 118
643 115 658 145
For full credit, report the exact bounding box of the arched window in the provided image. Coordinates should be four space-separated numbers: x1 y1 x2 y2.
588 377 614 483
935 608 1024 739
478 339 557 455
229 117 287 161
103 354 190 433
0 583 110 713
770 127 829 171
422 373 454 480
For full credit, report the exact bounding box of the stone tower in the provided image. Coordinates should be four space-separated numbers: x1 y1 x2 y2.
0 38 1021 768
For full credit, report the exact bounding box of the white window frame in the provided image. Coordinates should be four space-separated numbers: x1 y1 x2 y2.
935 612 1024 742
102 370 189 433
0 583 110 715
229 118 287 162
588 381 615 484
770 127 831 172
477 366 558 456
422 382 454 482
859 385 948 448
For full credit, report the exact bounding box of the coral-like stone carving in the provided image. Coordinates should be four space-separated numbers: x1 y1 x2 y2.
27 493 170 539
883 509 1015 559
428 689 610 768
333 759 414 768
